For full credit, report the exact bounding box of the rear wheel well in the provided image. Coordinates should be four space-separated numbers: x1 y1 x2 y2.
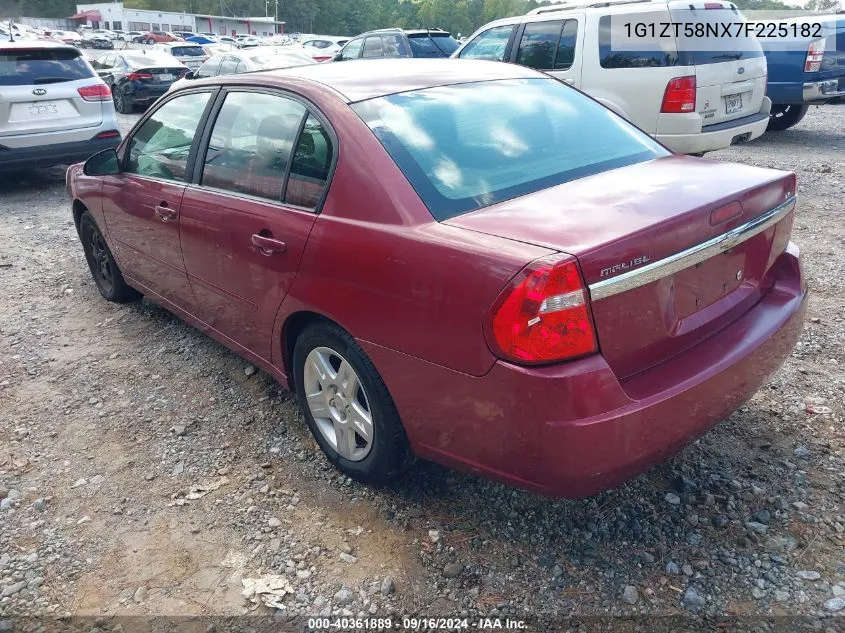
282 311 331 389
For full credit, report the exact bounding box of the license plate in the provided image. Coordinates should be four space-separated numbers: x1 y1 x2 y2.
26 102 59 117
725 93 743 115
155 73 174 82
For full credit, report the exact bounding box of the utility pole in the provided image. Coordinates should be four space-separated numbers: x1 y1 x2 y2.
274 0 278 24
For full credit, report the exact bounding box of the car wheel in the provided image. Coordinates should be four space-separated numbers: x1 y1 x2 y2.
79 212 141 303
293 322 414 485
146 38 155 45
113 87 133 114
767 104 809 131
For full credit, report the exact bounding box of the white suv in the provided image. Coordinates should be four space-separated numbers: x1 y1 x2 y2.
0 41 120 172
453 0 771 154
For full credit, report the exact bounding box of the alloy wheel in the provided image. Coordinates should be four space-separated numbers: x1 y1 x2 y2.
88 229 114 294
303 347 373 461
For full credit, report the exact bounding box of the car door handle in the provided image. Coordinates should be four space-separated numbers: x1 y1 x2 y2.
154 204 177 222
251 233 287 255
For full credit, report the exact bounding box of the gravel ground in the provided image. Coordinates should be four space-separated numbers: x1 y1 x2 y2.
0 105 843 632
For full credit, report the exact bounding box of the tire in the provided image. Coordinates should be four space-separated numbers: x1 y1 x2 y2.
767 104 809 131
146 38 155 45
293 322 414 485
79 212 141 303
113 87 133 114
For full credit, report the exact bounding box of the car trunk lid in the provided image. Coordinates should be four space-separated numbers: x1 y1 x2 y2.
445 156 797 379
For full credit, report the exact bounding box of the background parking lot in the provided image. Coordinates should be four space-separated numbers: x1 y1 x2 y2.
0 104 843 625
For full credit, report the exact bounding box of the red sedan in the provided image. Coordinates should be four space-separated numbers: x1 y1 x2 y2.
66 60 807 498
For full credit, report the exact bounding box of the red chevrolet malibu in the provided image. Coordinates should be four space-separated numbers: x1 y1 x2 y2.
66 59 807 498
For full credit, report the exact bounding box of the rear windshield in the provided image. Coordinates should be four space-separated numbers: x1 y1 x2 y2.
171 46 205 56
0 49 94 85
124 53 179 68
408 33 460 57
670 8 764 64
354 78 668 220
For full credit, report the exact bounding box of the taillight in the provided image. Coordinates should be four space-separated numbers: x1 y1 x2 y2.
488 255 598 365
77 83 111 101
313 55 333 62
661 76 696 113
95 130 120 139
804 38 825 73
127 72 154 81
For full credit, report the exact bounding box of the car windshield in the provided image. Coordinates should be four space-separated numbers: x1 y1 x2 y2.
0 49 94 85
171 46 204 56
354 78 668 220
407 33 460 57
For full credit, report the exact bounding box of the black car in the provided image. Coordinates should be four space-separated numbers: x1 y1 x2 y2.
90 50 188 113
334 28 460 61
81 34 114 50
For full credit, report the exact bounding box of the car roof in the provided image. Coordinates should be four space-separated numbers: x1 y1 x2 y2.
364 28 450 36
0 40 79 52
249 58 542 103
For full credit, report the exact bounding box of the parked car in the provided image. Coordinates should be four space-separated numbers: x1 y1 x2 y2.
121 31 144 42
91 29 118 40
218 36 237 45
0 40 119 171
168 46 316 90
90 50 188 113
172 31 197 40
111 30 126 40
81 33 115 50
236 35 263 48
187 35 217 44
300 36 350 62
454 0 771 155
756 15 845 130
67 59 805 497
50 30 83 47
142 31 183 44
152 42 209 70
334 28 459 61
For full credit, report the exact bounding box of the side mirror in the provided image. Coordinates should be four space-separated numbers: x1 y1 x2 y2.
185 70 195 80
83 148 120 176
333 52 343 62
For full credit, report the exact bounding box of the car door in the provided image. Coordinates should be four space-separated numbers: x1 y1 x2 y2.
101 90 215 311
179 89 333 360
509 17 584 88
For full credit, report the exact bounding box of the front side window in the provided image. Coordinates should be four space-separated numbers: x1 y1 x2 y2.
354 78 668 220
285 114 333 209
196 57 222 78
125 92 211 181
516 20 578 71
201 92 306 202
340 38 363 60
458 25 515 62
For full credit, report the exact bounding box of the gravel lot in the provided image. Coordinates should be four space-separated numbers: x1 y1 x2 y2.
0 104 843 632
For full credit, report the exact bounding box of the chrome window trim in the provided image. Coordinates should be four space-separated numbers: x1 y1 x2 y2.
588 196 796 301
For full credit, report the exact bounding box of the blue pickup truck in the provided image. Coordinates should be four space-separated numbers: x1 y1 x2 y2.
759 15 844 130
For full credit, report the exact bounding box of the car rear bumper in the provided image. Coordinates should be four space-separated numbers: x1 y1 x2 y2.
656 97 771 154
360 243 806 498
803 79 845 102
126 86 170 105
0 134 121 171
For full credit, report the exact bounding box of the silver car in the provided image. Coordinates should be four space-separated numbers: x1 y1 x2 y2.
0 41 121 171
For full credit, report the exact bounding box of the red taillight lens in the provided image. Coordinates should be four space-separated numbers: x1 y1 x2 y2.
804 38 825 73
77 83 111 101
313 55 333 62
127 72 154 81
95 130 120 139
489 255 597 364
661 75 696 113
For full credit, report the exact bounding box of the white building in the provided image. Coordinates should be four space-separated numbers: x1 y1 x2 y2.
72 2 285 36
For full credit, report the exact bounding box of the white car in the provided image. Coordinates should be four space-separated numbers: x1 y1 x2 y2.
454 0 771 154
91 29 118 40
168 46 316 91
152 42 209 70
299 36 350 62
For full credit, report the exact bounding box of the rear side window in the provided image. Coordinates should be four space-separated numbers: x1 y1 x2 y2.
598 15 678 68
362 36 385 58
219 56 238 75
354 78 668 220
516 20 578 71
201 91 306 202
0 49 94 85
459 25 515 61
381 34 410 57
